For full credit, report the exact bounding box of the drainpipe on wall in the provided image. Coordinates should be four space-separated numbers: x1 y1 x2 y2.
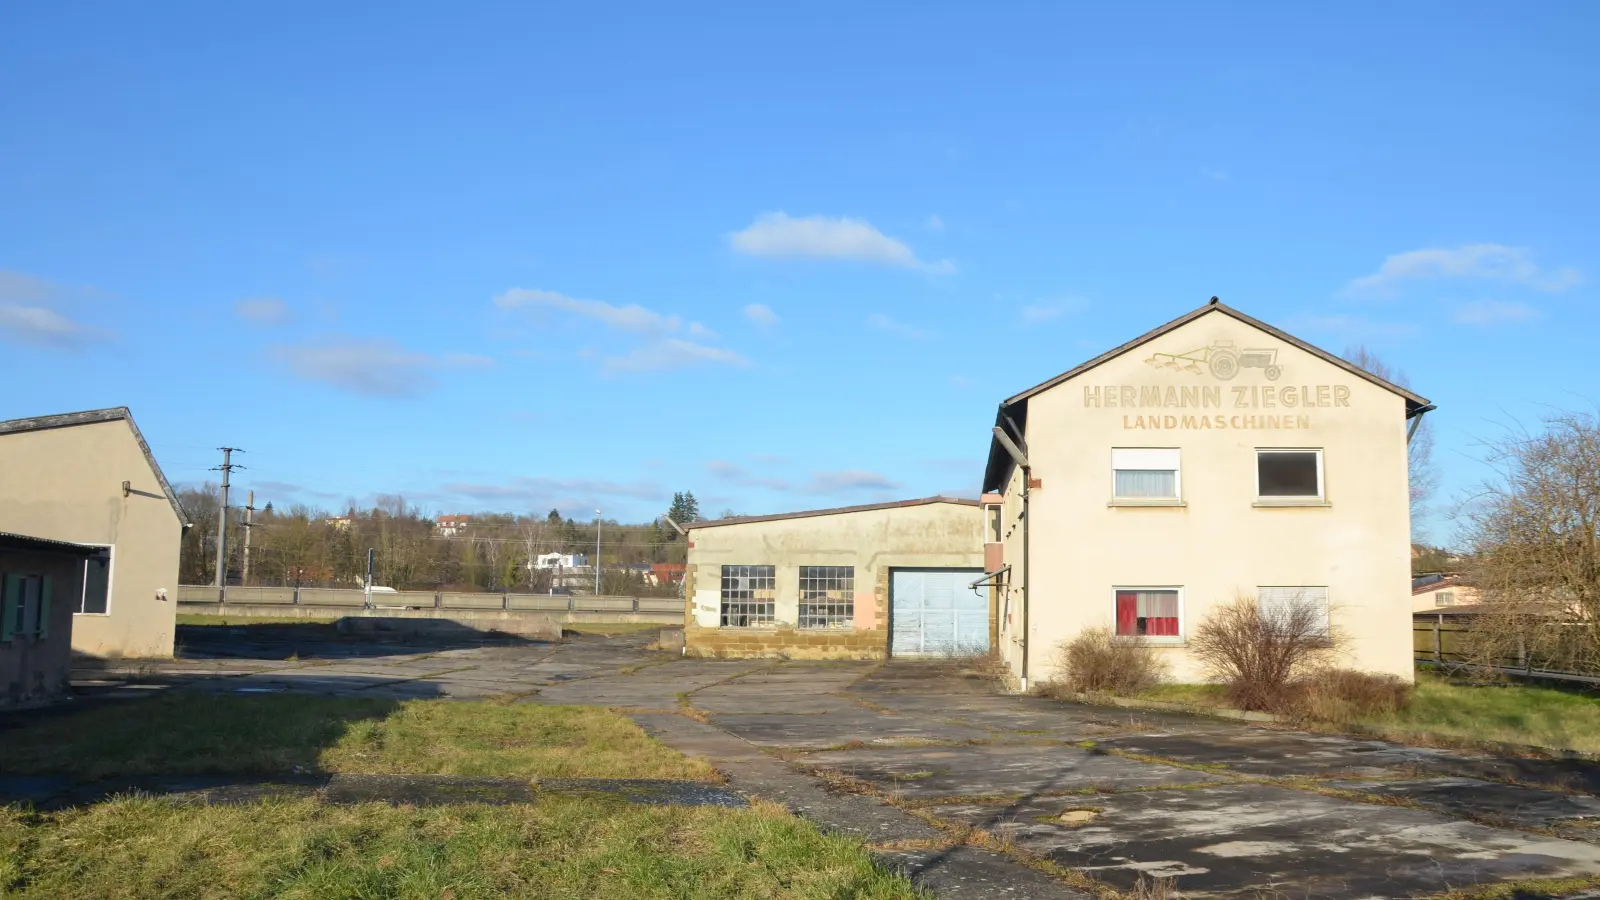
991 426 1032 692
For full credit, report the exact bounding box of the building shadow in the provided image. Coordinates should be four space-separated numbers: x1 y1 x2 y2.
168 617 550 662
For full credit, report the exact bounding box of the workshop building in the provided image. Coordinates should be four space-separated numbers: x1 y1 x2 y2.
0 408 188 658
683 497 987 659
982 299 1432 687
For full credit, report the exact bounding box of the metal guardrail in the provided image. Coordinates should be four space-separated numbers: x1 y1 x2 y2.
178 584 684 615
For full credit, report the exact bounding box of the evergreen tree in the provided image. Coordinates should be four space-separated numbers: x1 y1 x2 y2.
667 491 702 524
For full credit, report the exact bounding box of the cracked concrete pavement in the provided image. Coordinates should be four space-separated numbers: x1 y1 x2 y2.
76 627 1600 899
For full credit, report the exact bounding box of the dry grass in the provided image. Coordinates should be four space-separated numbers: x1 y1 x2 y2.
0 795 927 899
1041 628 1169 697
0 694 714 781
1291 669 1414 722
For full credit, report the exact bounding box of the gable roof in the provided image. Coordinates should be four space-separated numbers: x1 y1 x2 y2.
983 299 1435 493
0 407 191 526
685 495 979 530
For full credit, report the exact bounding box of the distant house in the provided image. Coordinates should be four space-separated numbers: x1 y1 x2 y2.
650 563 686 586
436 514 471 537
1 531 102 708
0 408 187 659
1412 575 1480 612
324 515 354 531
534 552 587 570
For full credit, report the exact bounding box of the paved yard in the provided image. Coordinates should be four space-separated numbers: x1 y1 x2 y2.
62 626 1600 899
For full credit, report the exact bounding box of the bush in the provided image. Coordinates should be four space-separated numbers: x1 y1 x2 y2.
1291 669 1414 722
1189 594 1340 712
1043 627 1169 697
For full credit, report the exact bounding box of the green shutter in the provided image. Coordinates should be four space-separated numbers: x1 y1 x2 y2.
38 575 52 639
1 573 18 642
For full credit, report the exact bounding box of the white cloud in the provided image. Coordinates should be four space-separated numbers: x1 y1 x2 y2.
706 459 792 491
925 214 945 231
1200 166 1229 182
867 313 931 341
0 269 97 348
949 375 972 388
1346 244 1581 296
441 352 495 367
1020 298 1087 324
494 288 684 333
743 303 780 328
1452 300 1541 326
603 338 749 373
807 469 901 493
235 297 290 326
0 304 91 348
496 287 741 372
730 212 955 275
272 339 488 398
442 476 664 512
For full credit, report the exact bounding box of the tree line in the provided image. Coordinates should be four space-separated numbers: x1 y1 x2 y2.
177 488 705 596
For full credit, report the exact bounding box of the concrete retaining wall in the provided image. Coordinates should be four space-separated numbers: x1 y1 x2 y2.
178 601 681 628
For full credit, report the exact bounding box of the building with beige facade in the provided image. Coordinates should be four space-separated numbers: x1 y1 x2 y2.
682 497 986 659
0 408 188 658
981 299 1433 688
1412 575 1479 612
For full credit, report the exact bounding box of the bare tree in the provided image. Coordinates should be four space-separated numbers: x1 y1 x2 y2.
1189 594 1343 712
1343 345 1438 527
1460 410 1600 677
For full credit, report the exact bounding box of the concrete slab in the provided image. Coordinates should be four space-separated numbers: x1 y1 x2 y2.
925 782 1600 898
795 744 1229 801
873 845 1091 899
1328 776 1600 830
712 707 991 749
1091 731 1428 778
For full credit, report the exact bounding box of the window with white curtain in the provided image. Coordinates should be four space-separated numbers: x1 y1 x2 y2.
1256 586 1330 638
1112 448 1181 501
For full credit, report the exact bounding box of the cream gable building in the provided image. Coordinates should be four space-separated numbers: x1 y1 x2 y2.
981 300 1433 687
0 408 188 658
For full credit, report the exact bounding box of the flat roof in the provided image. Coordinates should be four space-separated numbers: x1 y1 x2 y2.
684 495 979 530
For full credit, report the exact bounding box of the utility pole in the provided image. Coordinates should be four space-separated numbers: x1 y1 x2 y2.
211 447 244 602
594 509 602 595
242 490 255 587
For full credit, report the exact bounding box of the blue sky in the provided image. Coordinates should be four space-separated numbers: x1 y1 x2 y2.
1 3 1595 541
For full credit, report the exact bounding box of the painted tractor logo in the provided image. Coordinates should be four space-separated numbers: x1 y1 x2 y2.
1143 340 1282 381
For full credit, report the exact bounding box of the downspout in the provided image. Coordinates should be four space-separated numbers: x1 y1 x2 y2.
991 425 1032 692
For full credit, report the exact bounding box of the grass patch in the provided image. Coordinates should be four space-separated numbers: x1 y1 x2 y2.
0 795 926 899
0 694 713 781
176 613 340 626
1138 683 1228 707
1364 672 1600 754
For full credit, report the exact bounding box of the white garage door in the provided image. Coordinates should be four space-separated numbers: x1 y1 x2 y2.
890 568 988 657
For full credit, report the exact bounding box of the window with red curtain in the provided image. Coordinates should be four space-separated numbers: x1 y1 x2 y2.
1115 589 1179 637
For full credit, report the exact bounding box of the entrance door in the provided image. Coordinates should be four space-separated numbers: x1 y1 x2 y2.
889 568 988 657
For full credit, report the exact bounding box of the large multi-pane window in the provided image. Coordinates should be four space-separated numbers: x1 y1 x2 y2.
798 566 854 629
720 565 775 627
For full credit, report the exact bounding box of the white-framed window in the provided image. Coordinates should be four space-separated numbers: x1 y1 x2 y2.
1435 590 1456 607
1257 586 1331 639
1114 587 1182 638
78 548 112 615
798 566 854 629
1256 449 1323 500
720 565 775 627
1 572 52 641
1112 448 1181 501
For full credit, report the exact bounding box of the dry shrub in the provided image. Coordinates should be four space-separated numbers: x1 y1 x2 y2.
1043 627 1169 696
1291 668 1414 723
1190 594 1340 712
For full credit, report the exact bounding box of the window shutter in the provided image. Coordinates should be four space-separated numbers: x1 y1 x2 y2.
1 573 18 642
38 575 52 639
1257 586 1329 636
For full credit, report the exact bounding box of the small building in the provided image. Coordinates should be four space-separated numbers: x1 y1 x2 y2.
533 552 586 570
324 515 354 531
650 563 686 586
435 514 471 537
683 497 986 659
1 532 102 708
982 300 1431 687
0 408 188 658
1412 575 1479 612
